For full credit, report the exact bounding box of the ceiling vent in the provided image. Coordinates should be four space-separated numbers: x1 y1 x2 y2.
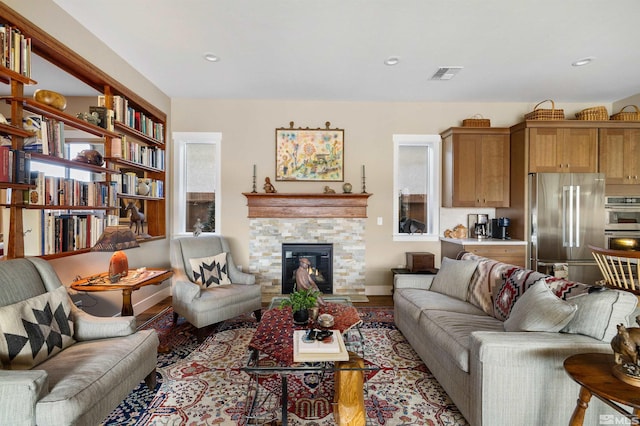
430 66 463 80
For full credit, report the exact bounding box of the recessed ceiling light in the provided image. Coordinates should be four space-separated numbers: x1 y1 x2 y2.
204 53 220 62
384 57 400 66
572 56 595 67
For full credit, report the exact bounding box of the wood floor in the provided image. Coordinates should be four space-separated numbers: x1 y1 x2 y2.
135 295 394 329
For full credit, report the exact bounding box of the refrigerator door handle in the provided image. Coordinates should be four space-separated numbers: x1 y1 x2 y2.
575 185 580 247
562 185 573 247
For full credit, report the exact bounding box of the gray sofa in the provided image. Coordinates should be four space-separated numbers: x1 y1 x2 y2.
394 252 639 426
0 257 159 426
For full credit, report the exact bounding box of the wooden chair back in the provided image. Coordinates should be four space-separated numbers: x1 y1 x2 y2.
589 245 640 296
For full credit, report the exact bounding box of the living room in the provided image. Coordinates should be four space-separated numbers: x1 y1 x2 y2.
2 1 640 425
3 0 639 318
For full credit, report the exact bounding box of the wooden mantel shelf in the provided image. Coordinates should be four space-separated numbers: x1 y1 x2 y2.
243 193 372 218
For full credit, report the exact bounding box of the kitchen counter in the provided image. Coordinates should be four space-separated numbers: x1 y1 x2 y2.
440 238 527 266
440 237 527 245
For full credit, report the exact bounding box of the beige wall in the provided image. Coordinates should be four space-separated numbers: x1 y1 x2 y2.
3 0 172 316
170 99 613 295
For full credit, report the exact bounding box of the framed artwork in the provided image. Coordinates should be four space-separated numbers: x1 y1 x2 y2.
275 122 344 181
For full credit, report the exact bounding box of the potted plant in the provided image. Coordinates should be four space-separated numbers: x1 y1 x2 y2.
279 288 320 324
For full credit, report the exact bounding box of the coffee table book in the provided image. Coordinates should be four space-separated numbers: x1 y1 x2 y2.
293 330 349 362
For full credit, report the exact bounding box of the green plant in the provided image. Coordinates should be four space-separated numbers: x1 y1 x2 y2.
279 288 320 312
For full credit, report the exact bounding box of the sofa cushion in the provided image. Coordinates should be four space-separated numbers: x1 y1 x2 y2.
394 288 487 323
561 289 638 341
418 309 504 372
0 286 75 370
504 280 577 332
430 257 478 301
189 252 231 287
492 267 547 321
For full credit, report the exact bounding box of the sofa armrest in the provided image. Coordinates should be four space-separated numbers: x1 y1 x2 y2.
393 274 434 290
71 304 136 341
0 370 48 426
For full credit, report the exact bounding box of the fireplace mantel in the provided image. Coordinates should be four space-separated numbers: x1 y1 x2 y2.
243 193 372 218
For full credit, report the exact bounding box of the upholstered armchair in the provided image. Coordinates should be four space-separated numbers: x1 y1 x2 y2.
171 236 262 336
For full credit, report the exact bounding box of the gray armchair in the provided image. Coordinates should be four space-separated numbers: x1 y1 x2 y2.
171 236 262 337
0 257 158 426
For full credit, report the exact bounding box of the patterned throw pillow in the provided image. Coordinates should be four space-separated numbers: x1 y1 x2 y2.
0 286 75 370
544 277 592 300
492 267 547 321
189 252 232 288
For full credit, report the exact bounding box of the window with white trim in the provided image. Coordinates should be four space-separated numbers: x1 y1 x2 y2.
393 134 441 241
172 132 221 236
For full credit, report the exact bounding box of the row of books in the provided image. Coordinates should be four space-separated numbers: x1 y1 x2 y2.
27 171 118 207
111 136 165 170
111 172 164 197
0 146 31 184
22 115 66 158
0 24 31 77
2 208 118 256
98 95 165 143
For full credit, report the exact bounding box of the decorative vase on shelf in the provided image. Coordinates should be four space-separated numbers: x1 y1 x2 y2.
342 182 353 193
137 178 150 196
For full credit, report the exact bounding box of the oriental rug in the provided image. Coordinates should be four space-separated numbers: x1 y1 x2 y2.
101 307 468 425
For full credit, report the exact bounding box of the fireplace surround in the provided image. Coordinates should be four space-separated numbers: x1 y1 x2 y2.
244 193 371 298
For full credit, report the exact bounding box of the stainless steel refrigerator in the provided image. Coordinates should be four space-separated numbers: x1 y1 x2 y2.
529 173 605 285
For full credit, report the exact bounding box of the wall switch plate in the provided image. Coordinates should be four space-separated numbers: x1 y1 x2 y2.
377 217 383 225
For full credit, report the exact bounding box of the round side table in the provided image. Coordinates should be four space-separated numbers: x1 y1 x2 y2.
564 352 640 426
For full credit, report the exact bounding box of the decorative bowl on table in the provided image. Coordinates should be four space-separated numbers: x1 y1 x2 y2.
33 89 67 111
318 313 334 328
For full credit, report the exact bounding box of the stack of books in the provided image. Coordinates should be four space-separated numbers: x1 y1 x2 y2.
293 330 349 362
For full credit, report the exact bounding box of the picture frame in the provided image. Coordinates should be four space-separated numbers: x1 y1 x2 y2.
275 122 344 181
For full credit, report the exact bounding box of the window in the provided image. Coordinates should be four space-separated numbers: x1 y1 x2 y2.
172 132 221 236
393 134 441 241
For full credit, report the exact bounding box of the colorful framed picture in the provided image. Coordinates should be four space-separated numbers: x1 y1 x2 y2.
275 123 344 181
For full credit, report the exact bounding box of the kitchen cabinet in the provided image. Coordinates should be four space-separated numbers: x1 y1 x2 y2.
441 127 510 207
599 128 640 184
528 127 597 173
440 238 527 267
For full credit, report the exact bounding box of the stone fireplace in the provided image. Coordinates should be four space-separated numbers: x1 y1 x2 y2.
244 193 371 299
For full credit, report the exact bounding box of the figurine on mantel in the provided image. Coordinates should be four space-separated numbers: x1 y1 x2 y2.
323 186 336 194
263 177 277 193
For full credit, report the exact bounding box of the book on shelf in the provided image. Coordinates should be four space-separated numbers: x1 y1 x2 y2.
0 146 10 182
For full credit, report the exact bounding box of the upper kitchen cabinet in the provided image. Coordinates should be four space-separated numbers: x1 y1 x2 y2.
599 126 640 184
527 125 597 173
441 127 510 207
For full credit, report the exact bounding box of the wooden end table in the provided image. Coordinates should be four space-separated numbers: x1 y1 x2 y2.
71 268 172 316
564 352 640 425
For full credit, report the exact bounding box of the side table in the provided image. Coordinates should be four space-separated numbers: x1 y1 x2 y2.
71 268 173 316
564 352 640 425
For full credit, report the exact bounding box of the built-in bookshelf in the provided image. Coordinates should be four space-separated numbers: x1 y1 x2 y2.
0 3 167 259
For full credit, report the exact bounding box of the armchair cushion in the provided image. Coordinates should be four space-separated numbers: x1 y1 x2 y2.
0 286 75 370
189 252 232 287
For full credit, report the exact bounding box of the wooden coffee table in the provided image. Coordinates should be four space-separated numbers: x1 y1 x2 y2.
564 352 640 425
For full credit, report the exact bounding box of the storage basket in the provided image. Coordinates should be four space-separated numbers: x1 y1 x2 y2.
575 106 608 121
610 105 640 121
462 114 491 127
524 100 565 120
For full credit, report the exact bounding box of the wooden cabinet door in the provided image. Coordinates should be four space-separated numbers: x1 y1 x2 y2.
529 128 561 172
451 133 479 207
477 134 510 207
623 129 640 183
599 128 626 184
560 128 597 172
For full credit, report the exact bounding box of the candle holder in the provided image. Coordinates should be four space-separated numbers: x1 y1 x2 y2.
251 175 257 193
361 175 367 194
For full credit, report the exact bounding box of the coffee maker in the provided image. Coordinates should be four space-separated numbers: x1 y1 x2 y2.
473 214 489 239
491 217 511 240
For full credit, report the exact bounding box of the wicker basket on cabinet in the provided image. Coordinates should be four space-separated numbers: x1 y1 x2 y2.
575 106 608 121
524 99 565 120
462 114 491 127
610 105 640 121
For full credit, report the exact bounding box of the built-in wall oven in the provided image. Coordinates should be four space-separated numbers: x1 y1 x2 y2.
604 196 640 251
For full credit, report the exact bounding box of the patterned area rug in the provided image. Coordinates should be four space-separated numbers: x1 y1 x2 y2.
101 307 468 425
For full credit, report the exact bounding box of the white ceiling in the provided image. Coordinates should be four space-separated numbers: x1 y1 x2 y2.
48 0 640 103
